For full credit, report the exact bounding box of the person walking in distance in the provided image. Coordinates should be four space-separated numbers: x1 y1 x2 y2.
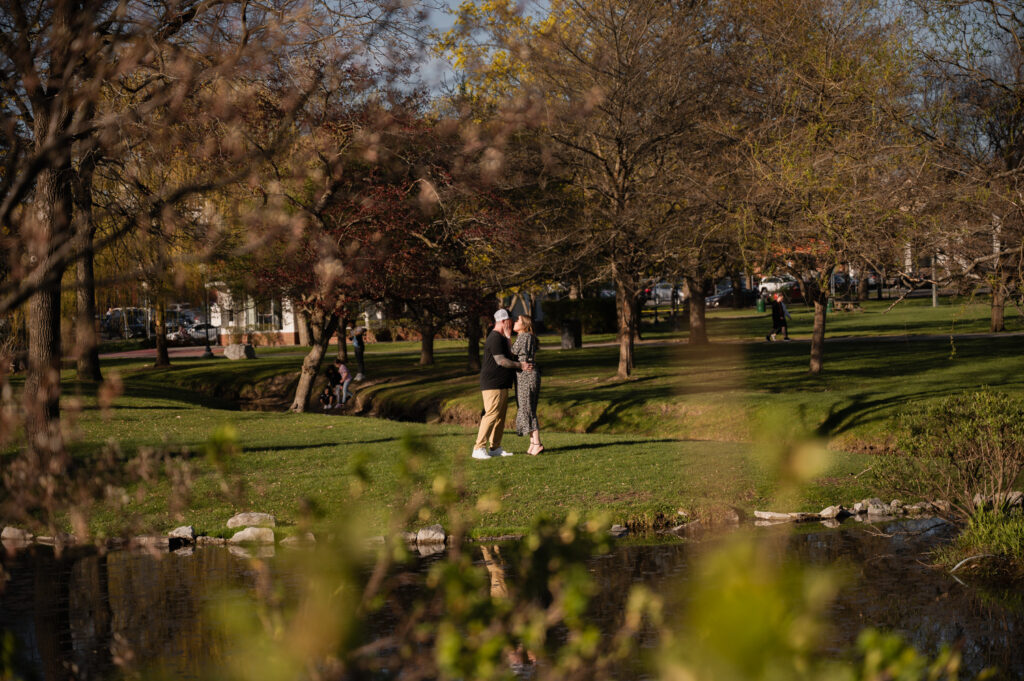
350 326 366 380
472 309 534 459
766 292 792 341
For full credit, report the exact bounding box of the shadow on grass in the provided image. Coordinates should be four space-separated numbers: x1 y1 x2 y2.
543 438 680 454
249 440 399 453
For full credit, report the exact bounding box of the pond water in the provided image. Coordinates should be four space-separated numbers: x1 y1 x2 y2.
1 518 1021 680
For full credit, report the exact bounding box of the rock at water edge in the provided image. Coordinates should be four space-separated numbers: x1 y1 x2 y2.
819 506 842 519
754 510 793 521
416 524 446 544
227 512 276 529
1 527 33 542
229 527 275 545
169 526 196 542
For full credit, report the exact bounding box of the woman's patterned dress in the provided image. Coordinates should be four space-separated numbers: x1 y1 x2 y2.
511 332 540 435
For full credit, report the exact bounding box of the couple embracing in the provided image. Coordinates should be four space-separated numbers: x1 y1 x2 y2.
471 308 544 459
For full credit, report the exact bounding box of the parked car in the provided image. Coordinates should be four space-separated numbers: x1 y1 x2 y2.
758 274 800 296
188 323 219 343
830 272 857 296
102 307 148 339
647 281 682 305
705 288 758 308
166 325 192 343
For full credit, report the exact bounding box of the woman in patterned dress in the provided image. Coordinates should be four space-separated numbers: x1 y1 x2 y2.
512 314 543 455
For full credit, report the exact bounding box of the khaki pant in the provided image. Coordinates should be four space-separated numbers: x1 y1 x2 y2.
474 389 509 450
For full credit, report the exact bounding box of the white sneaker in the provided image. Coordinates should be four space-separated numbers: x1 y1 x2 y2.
471 448 492 460
490 447 514 457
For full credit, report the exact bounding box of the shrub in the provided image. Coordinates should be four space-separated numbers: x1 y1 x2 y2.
541 298 618 334
874 391 1024 518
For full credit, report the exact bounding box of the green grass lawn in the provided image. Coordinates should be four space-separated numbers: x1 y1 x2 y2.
68 393 875 540
23 294 1024 538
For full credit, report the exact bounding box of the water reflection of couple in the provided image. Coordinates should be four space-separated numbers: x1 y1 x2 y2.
481 545 537 673
471 308 543 459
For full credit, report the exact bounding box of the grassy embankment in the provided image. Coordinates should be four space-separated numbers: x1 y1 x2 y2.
48 296 1024 538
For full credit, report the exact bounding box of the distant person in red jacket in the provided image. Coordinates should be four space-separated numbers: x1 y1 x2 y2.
766 293 792 341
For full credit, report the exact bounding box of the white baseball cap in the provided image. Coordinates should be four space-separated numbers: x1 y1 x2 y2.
493 309 510 321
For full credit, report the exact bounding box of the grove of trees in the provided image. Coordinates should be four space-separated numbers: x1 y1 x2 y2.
3 0 1024 528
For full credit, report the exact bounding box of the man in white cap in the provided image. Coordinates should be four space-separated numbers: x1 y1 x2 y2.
472 308 534 459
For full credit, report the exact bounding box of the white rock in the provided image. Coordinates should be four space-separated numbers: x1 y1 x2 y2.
416 524 446 544
820 519 841 529
402 532 418 544
173 547 195 557
168 526 196 541
754 511 820 522
852 502 865 514
609 524 629 537
224 343 256 360
227 512 276 529
819 505 842 519
1 527 32 542
754 511 793 521
993 491 1023 508
229 527 275 544
866 500 889 516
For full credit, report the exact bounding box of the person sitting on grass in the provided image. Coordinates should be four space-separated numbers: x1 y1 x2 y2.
325 359 342 408
318 386 333 411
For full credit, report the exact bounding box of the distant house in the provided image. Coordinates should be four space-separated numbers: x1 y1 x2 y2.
209 286 300 345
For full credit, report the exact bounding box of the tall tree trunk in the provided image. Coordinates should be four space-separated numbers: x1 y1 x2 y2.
74 152 102 381
614 278 635 379
337 317 349 362
991 281 1006 332
466 314 481 372
809 296 828 375
25 117 71 450
419 322 436 365
154 294 170 366
290 308 340 412
684 277 708 345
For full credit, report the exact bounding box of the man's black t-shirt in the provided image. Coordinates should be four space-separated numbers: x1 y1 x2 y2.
480 330 515 390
